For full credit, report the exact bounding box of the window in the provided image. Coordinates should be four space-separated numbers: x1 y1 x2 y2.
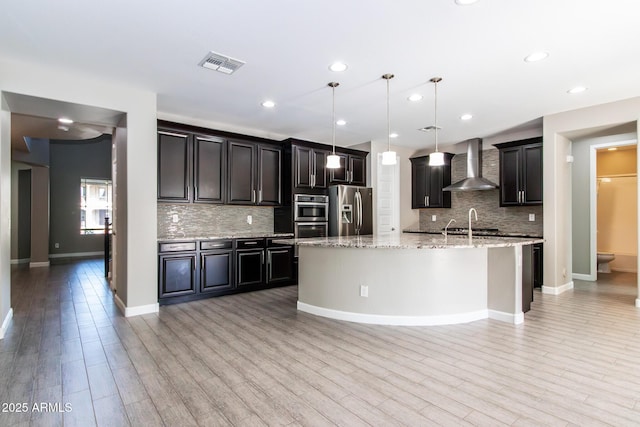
80 178 112 235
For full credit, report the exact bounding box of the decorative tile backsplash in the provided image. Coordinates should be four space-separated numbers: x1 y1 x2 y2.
158 203 274 239
417 148 544 236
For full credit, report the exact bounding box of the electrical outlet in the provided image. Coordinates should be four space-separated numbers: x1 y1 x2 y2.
54 243 59 249
247 215 252 225
529 213 535 222
431 215 437 222
359 285 368 297
172 214 179 223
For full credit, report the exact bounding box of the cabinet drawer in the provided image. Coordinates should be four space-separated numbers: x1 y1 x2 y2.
159 242 196 252
236 238 265 249
200 240 233 250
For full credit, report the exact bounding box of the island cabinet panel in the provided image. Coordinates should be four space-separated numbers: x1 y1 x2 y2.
293 145 328 190
194 135 226 203
495 137 543 206
159 254 197 298
228 141 282 205
410 153 453 209
158 130 191 202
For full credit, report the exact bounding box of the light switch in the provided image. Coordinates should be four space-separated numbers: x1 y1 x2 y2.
529 213 535 222
247 215 253 225
172 214 179 223
431 215 437 222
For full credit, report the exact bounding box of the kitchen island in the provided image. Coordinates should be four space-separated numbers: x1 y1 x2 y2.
282 233 543 326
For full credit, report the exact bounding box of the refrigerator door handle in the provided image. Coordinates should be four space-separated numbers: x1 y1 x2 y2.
355 190 362 232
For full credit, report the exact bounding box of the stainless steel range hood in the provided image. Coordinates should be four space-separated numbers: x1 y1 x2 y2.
443 138 498 191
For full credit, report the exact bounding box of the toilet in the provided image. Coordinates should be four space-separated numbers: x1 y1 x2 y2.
597 252 616 273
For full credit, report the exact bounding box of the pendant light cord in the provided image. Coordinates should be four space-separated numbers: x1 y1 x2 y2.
387 77 391 152
434 78 439 153
328 82 339 155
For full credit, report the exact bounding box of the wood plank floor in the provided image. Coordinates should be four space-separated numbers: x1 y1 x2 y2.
1 259 640 426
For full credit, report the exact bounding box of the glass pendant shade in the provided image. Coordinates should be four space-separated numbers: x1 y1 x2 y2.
381 150 397 165
381 73 397 166
428 151 445 166
326 153 341 169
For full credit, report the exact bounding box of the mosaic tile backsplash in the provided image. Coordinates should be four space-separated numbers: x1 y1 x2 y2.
158 203 274 239
417 148 544 236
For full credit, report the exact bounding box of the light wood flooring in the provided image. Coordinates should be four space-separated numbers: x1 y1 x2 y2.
1 259 640 426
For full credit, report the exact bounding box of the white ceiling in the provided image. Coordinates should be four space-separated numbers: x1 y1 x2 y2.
2 0 640 150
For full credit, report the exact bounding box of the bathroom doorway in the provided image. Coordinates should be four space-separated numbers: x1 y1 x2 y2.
590 140 637 280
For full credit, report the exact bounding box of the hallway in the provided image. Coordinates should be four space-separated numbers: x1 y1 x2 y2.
1 260 640 426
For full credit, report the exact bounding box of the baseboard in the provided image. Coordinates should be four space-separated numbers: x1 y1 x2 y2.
49 251 103 259
542 281 574 295
10 258 30 265
115 294 159 317
0 308 14 340
572 273 596 281
29 261 50 268
488 309 524 325
611 267 638 273
297 301 489 326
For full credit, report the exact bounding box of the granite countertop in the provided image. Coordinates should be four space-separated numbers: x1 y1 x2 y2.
275 234 543 249
403 228 543 239
158 232 294 242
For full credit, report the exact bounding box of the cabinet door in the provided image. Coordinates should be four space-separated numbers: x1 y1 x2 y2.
236 249 264 286
349 155 367 186
266 246 294 284
228 141 256 204
258 145 282 205
499 147 522 206
411 158 428 209
158 131 191 202
312 149 329 189
194 135 226 204
200 251 234 293
426 164 444 207
159 254 196 298
533 243 543 288
294 146 313 189
329 153 349 184
522 144 543 205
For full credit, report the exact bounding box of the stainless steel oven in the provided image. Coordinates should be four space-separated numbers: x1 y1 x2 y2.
294 222 328 239
294 194 328 222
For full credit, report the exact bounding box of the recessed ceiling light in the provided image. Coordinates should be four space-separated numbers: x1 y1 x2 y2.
524 51 549 62
336 119 347 126
455 0 478 5
408 94 423 102
261 100 275 108
390 133 399 138
460 113 473 121
329 62 348 72
608 147 618 151
58 117 74 124
567 86 587 94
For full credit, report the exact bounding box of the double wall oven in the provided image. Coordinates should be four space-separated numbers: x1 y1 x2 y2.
293 194 328 238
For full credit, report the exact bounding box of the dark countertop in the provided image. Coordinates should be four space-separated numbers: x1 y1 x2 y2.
403 228 543 239
158 232 294 242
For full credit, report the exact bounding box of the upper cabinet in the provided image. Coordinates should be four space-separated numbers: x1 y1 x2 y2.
329 152 367 186
158 129 226 204
293 145 329 190
410 153 454 209
494 137 543 206
227 140 282 206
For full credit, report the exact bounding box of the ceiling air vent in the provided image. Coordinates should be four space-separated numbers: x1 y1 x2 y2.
198 51 245 75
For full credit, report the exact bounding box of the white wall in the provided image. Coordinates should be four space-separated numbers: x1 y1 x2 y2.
543 96 640 305
0 58 158 320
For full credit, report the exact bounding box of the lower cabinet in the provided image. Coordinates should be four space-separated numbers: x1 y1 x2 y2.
159 237 294 304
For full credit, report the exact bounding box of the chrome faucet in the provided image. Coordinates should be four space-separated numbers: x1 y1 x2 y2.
443 218 456 241
468 208 478 244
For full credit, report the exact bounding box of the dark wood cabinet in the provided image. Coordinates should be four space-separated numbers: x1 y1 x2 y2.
193 135 226 204
158 130 191 202
158 243 197 299
329 153 367 186
410 153 453 209
200 240 234 293
228 141 281 205
495 137 543 206
294 145 328 190
266 243 294 284
236 238 266 287
533 242 543 288
158 128 226 204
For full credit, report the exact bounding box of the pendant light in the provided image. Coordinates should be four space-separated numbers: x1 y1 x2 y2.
326 82 341 169
381 73 397 166
428 77 445 167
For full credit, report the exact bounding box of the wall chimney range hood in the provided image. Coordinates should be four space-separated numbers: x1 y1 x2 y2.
443 138 498 191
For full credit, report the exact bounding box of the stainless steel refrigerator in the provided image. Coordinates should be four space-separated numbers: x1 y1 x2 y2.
328 185 373 236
